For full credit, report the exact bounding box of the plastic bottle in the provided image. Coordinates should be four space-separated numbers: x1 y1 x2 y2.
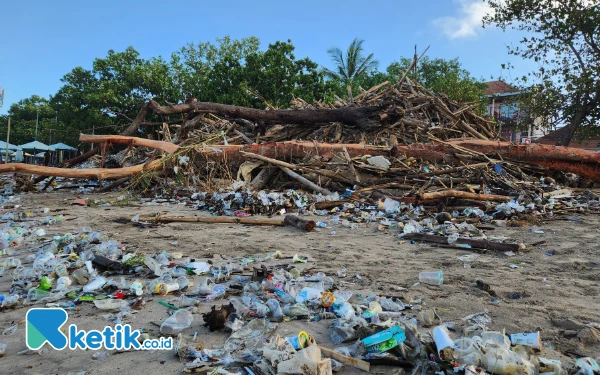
54 263 69 278
72 268 89 285
56 276 72 290
83 276 108 293
1 295 19 307
93 299 128 310
128 280 143 296
205 285 226 301
155 282 180 295
160 309 193 335
267 299 283 320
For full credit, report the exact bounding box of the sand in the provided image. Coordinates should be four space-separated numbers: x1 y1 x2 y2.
0 190 599 375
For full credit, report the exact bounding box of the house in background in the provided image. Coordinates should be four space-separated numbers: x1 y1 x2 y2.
484 81 547 143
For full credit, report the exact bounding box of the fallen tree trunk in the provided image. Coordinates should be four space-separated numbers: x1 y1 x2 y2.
283 214 317 232
417 190 512 202
116 214 316 232
149 99 385 127
0 159 164 179
403 233 523 252
6 137 600 183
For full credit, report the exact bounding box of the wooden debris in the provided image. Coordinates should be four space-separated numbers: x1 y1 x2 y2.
402 233 523 252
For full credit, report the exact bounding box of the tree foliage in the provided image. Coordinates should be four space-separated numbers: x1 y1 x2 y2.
484 0 600 145
386 57 488 111
1 35 489 148
323 38 379 86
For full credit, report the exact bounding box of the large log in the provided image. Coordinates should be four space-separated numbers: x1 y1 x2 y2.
403 233 522 252
418 190 511 202
149 99 385 127
79 134 179 154
0 159 164 179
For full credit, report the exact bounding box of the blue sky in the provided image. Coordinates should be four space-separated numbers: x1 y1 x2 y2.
0 0 536 115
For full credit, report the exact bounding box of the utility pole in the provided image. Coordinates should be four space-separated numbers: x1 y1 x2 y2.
5 117 10 163
35 108 39 141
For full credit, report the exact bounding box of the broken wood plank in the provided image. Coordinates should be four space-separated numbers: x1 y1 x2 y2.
318 346 370 372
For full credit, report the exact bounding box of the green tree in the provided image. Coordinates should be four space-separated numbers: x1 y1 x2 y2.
323 38 379 87
484 0 600 145
171 36 261 104
245 40 325 107
0 95 76 146
386 57 487 110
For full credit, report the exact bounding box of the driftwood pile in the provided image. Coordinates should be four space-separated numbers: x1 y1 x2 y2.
2 77 600 213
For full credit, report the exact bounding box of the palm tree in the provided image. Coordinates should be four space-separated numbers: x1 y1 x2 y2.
323 38 378 85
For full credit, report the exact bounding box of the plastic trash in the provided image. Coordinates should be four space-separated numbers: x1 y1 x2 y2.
282 303 311 317
144 256 164 276
160 309 193 335
295 287 322 304
380 297 405 311
267 299 283 321
2 324 17 336
362 326 406 353
187 261 210 275
93 299 128 310
205 285 226 301
367 155 391 170
129 280 143 296
419 270 443 285
39 276 54 291
362 301 382 323
432 326 454 357
177 295 198 308
0 343 6 356
480 331 511 349
332 301 355 319
510 331 541 349
54 263 68 277
155 282 179 295
72 268 89 285
56 276 72 290
274 286 295 304
92 351 109 360
83 276 107 293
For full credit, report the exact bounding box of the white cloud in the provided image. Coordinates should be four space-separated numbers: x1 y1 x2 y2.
433 0 493 39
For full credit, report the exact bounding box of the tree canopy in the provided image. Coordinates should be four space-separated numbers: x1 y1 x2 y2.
484 0 600 145
1 36 489 148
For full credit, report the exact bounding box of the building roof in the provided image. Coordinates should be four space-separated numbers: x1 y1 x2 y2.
484 81 519 96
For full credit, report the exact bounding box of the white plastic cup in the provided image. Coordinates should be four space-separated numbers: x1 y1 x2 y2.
433 326 454 355
419 270 443 285
510 331 541 349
